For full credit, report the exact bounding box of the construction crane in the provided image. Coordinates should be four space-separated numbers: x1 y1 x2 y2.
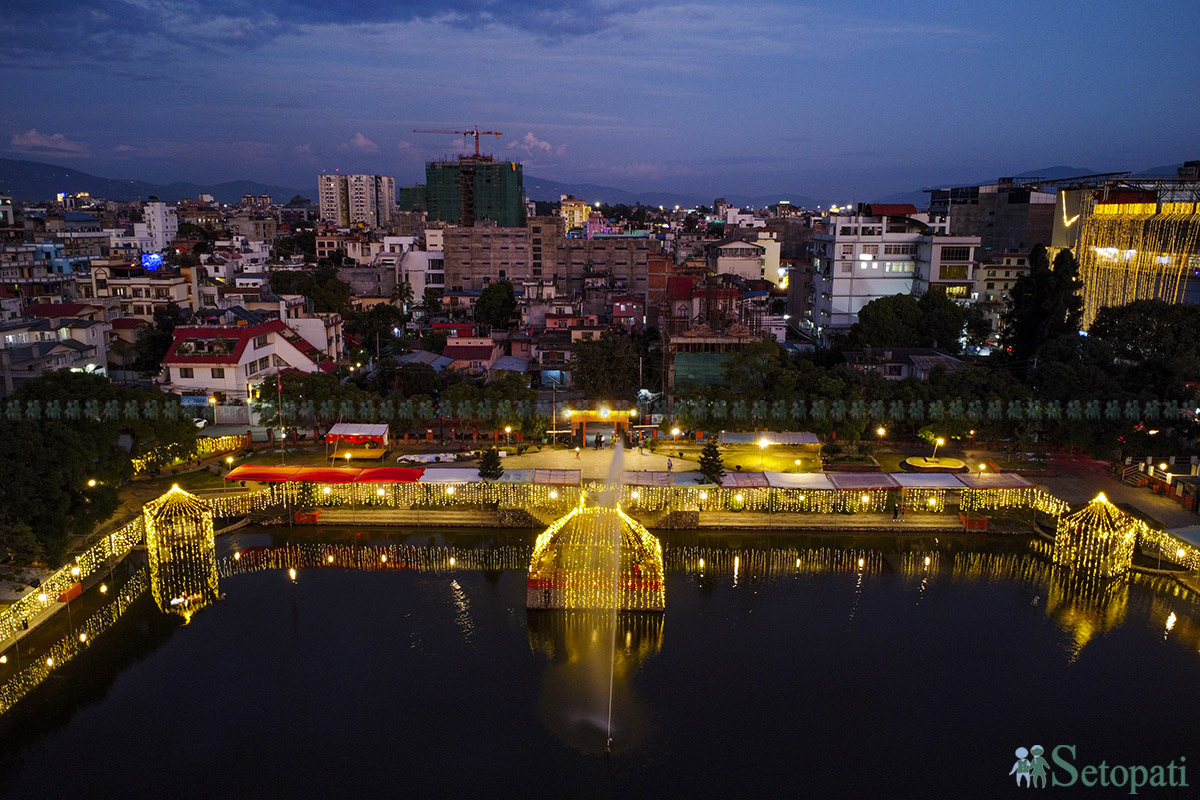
412 125 502 157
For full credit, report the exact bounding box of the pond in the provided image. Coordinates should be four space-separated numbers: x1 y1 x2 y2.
2 527 1197 799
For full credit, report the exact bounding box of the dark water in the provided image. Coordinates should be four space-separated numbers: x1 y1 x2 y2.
2 530 1199 799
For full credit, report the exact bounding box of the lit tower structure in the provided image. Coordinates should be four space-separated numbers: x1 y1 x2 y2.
1052 493 1145 578
143 486 219 619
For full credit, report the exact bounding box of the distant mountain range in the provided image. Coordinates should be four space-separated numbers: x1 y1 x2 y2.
874 163 1189 208
0 159 310 205
523 174 821 211
0 157 1188 211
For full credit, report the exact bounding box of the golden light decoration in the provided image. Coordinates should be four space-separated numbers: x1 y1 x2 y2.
527 496 665 611
1053 493 1143 577
143 486 219 617
1 569 149 716
1076 199 1199 328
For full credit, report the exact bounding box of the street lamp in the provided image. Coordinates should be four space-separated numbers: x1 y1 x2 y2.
671 427 680 447
758 438 768 469
979 463 986 477
931 437 945 461
226 455 234 472
876 426 886 438
505 425 512 447
87 478 96 487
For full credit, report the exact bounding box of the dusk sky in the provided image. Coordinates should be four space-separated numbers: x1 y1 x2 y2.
3 0 1198 203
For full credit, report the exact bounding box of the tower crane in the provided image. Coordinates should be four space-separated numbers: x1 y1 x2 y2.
412 125 502 157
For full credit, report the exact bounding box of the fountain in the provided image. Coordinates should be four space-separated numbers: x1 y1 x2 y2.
526 441 665 612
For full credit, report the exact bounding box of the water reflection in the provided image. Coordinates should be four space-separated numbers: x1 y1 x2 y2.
527 610 662 754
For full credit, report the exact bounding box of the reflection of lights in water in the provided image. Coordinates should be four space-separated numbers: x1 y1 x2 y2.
288 568 296 581
1165 612 1177 638
449 579 475 644
449 557 456 567
698 558 704 571
857 558 864 569
733 555 740 587
849 571 864 622
924 556 931 567
327 555 334 563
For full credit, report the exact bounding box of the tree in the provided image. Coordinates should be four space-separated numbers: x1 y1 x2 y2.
344 303 407 356
849 294 924 349
475 280 517 330
132 300 187 375
1090 300 1200 362
568 333 639 401
478 448 504 480
0 372 197 565
698 439 725 484
422 286 443 314
999 246 1083 363
422 329 448 355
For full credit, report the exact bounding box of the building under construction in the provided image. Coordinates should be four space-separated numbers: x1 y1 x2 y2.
404 155 525 228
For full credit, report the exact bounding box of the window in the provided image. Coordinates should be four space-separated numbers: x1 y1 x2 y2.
939 264 969 280
133 288 144 297
211 368 224 378
884 244 917 256
254 334 268 348
178 367 194 379
986 281 995 289
862 245 879 255
941 246 971 261
840 244 854 256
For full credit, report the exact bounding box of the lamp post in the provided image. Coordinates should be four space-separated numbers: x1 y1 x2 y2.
671 427 680 447
876 426 886 438
758 438 768 469
931 437 944 461
505 425 512 448
978 463 986 478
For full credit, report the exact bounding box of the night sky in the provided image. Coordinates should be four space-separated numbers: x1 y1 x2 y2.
2 0 1197 202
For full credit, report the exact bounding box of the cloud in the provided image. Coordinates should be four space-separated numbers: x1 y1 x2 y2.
113 144 137 152
0 1 658 69
294 143 314 155
11 128 90 156
339 133 378 153
507 132 568 157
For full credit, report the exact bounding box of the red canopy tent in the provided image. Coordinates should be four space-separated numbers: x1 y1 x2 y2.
225 465 301 482
326 423 390 446
292 467 361 483
353 467 425 483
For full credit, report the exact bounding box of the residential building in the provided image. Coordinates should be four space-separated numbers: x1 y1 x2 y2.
810 204 980 335
972 253 1031 337
318 174 397 227
161 319 335 401
559 195 590 231
0 314 111 388
843 347 966 380
79 263 189 320
143 199 179 252
440 336 500 376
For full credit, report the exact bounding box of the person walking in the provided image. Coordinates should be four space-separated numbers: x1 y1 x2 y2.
892 504 900 521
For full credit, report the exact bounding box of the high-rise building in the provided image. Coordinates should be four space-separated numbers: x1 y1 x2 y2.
318 174 397 227
143 199 178 252
418 155 525 228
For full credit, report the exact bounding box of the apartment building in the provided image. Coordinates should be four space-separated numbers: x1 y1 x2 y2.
810 205 980 334
79 263 189 320
318 173 397 227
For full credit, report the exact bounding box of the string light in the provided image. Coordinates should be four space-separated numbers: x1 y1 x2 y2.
528 496 665 611
143 486 219 617
1053 494 1143 577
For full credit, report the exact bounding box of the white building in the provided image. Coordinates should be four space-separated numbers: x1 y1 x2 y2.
143 200 178 252
161 319 335 401
810 204 979 335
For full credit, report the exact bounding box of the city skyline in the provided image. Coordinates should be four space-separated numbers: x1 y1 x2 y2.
2 1 1198 202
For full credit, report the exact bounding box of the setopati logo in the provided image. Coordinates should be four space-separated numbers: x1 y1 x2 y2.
1008 745 1188 794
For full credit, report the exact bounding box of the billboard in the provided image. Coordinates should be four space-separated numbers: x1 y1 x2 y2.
141 252 163 271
